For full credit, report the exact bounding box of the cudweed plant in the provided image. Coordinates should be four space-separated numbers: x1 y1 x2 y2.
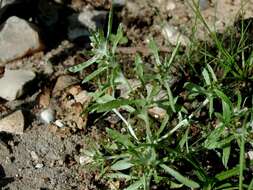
69 1 253 189
81 37 200 189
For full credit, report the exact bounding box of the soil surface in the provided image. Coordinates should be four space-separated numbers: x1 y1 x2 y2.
1 0 253 189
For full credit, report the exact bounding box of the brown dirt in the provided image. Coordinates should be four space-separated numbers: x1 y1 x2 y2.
1 0 253 189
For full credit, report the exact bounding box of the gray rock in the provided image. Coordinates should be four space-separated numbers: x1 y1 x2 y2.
67 9 107 41
0 69 36 101
0 110 24 134
0 16 44 63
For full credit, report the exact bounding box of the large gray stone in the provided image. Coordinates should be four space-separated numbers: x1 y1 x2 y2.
0 69 36 101
0 16 44 63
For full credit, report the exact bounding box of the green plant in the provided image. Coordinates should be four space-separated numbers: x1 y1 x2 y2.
69 1 253 189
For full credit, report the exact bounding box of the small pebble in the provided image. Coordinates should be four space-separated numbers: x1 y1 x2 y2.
148 107 167 120
166 1 176 11
40 108 55 124
79 156 92 165
54 120 65 128
199 0 209 10
30 151 39 161
35 163 44 169
58 159 64 166
120 128 126 133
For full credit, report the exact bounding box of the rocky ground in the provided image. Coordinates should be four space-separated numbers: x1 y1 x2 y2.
0 0 253 189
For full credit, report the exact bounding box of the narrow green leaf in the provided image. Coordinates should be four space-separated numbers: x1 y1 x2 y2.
222 146 231 168
166 40 180 69
204 124 225 149
148 38 161 66
82 66 107 83
214 89 233 110
93 99 144 113
111 159 134 171
112 24 126 53
248 178 253 190
239 135 245 190
134 54 144 84
106 128 134 148
163 79 176 112
106 172 136 181
156 114 169 137
205 135 234 149
215 166 240 181
179 127 189 152
106 2 113 39
222 99 232 124
236 91 242 111
160 164 200 188
169 181 184 188
146 82 160 101
69 54 101 73
207 64 217 82
124 178 144 190
95 94 115 104
202 68 211 86
137 110 152 142
209 96 214 118
215 183 234 190
158 119 189 142
169 119 189 136
184 82 207 95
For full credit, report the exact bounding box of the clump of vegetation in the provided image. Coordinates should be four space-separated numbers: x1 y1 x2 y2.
70 1 253 189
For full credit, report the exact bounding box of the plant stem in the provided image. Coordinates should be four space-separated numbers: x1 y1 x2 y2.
239 135 245 190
